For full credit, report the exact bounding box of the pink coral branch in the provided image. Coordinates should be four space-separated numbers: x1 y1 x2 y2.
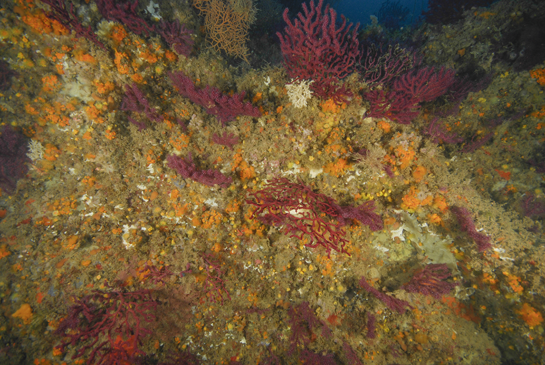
201 254 231 305
332 200 384 231
42 0 107 50
212 131 239 150
359 44 415 86
365 89 420 124
121 83 163 123
277 0 359 101
167 153 232 188
96 0 154 36
157 19 194 57
393 66 455 103
451 206 492 252
402 264 458 299
54 289 157 364
246 178 350 255
422 117 464 144
168 71 260 126
359 277 412 314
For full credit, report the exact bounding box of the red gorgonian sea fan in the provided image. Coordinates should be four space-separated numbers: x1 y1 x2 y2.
157 19 194 57
450 206 492 252
276 0 359 101
41 0 107 50
359 277 412 314
54 289 157 364
402 264 458 299
365 66 456 124
168 71 260 127
246 178 382 255
167 153 232 188
96 0 154 36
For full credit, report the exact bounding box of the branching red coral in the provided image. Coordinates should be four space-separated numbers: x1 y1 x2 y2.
422 117 464 144
359 44 415 86
247 178 381 255
393 66 455 103
333 200 384 231
139 264 175 286
200 254 231 305
121 83 163 124
167 153 232 188
54 289 157 365
276 0 359 101
287 302 321 357
168 71 260 126
42 0 107 50
96 0 154 36
402 264 458 299
212 131 239 150
365 89 420 125
451 206 492 252
365 66 456 124
359 277 412 314
157 19 194 57
246 178 350 255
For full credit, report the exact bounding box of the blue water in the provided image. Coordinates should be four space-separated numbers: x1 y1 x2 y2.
333 0 428 26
